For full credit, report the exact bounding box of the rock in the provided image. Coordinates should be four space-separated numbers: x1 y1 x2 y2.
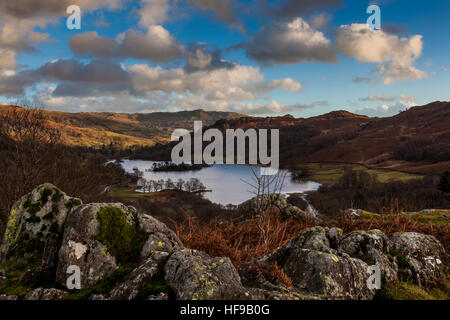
240 227 377 300
326 227 343 248
339 230 397 285
40 233 60 280
0 294 18 300
390 232 446 286
148 292 169 300
1 183 82 260
24 288 69 300
165 249 246 300
109 257 159 300
238 194 318 222
343 209 363 218
137 214 183 261
56 203 148 289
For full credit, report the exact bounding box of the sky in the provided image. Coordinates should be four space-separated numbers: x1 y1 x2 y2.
0 0 449 118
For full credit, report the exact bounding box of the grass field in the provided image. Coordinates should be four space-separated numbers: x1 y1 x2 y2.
293 162 424 185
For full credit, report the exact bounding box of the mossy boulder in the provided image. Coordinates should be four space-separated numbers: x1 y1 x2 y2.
164 249 246 300
339 230 398 285
108 256 160 300
56 203 148 289
1 183 81 260
240 227 377 300
390 232 446 286
137 214 183 261
238 194 318 222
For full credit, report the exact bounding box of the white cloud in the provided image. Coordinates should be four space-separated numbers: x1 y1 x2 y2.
70 26 182 62
138 0 170 27
336 24 426 84
355 101 419 117
244 17 337 64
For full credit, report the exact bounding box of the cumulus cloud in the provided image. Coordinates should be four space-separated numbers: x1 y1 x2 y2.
0 0 123 70
188 0 243 31
127 63 301 98
70 26 182 61
336 24 427 84
171 93 313 115
1 58 302 115
399 94 415 101
355 101 419 117
0 0 122 19
138 0 170 27
184 43 234 72
243 17 337 64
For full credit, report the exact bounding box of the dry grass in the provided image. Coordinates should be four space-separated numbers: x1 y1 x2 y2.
326 214 450 252
173 210 316 269
175 210 449 271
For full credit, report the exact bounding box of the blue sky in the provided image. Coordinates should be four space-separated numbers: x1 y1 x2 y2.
0 0 449 117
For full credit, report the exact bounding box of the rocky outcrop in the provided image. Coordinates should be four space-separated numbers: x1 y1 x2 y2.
0 184 447 300
24 288 69 300
0 183 81 260
138 214 183 260
339 230 398 285
240 227 376 300
109 256 160 300
164 249 246 300
238 194 318 222
390 232 445 286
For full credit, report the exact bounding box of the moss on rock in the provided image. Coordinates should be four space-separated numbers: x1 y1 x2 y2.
95 206 148 265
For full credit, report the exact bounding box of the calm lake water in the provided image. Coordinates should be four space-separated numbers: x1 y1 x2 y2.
119 160 321 206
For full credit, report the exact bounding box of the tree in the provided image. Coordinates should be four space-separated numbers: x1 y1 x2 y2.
241 167 287 216
438 171 450 193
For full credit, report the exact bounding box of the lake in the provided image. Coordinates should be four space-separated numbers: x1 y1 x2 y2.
119 160 321 206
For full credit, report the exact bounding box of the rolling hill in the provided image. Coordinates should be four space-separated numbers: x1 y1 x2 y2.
0 105 243 148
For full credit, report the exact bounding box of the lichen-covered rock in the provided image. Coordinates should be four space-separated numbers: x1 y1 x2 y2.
56 203 148 289
0 294 18 300
24 288 69 300
390 232 446 286
1 183 81 260
339 230 397 285
343 209 364 218
326 227 343 248
137 214 183 261
109 257 159 300
148 292 169 300
283 249 374 299
165 249 246 300
240 227 377 300
238 194 318 222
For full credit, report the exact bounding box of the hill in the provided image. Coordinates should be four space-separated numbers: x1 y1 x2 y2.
207 102 450 174
0 105 242 149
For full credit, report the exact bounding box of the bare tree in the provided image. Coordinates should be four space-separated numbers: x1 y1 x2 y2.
241 167 287 215
240 167 286 245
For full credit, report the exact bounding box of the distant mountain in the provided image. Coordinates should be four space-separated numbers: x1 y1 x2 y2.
0 106 243 148
208 102 450 173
